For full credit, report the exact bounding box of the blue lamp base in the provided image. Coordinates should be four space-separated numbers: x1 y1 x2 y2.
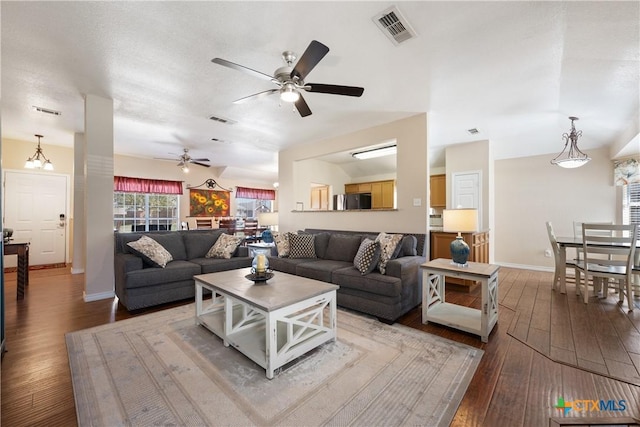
450 236 470 266
261 229 274 244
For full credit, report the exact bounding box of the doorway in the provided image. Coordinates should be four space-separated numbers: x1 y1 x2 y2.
452 170 482 226
3 170 69 267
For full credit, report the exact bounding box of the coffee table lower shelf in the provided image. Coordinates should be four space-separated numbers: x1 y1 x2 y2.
424 303 484 337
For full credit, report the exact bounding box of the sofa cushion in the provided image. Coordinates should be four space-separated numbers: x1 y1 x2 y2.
126 235 173 268
324 234 362 262
183 230 224 259
296 260 353 282
396 235 418 257
125 260 200 288
375 232 403 274
312 232 331 259
267 256 312 274
274 232 292 258
192 256 252 274
353 238 381 275
146 232 188 261
332 266 402 298
288 233 317 258
206 233 244 259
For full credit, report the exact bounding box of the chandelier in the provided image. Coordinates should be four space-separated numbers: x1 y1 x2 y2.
24 134 54 171
550 117 591 169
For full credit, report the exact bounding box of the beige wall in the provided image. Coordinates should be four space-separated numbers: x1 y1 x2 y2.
278 114 428 234
494 146 618 270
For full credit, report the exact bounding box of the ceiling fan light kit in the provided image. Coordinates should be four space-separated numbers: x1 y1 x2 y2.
551 116 591 169
212 40 364 117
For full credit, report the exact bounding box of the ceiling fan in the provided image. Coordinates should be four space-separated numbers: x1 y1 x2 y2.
155 148 210 173
212 40 364 117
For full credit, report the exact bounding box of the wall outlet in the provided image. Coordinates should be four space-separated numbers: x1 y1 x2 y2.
413 198 422 207
544 249 552 258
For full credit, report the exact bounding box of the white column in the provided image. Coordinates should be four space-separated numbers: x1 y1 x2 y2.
71 132 85 274
83 94 115 301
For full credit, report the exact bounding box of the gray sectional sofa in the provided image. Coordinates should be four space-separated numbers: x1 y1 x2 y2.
114 229 251 310
114 228 426 323
268 229 427 323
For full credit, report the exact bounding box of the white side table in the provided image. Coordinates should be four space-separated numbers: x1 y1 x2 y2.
421 258 499 343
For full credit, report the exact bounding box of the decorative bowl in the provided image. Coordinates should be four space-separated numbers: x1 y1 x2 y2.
245 271 274 283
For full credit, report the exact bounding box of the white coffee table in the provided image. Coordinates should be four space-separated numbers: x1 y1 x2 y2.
194 268 339 379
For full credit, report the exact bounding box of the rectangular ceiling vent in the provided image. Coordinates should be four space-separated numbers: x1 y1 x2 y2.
32 105 62 116
208 114 236 125
373 6 417 46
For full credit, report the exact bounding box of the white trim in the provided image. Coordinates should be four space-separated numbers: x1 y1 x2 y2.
83 290 115 302
70 267 85 275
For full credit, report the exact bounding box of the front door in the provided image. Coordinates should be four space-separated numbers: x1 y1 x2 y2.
3 171 68 266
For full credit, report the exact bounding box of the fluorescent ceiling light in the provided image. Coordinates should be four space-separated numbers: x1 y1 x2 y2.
352 145 397 160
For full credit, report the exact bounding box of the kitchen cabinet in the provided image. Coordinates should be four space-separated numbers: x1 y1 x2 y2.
429 230 490 289
345 180 395 209
430 174 446 207
310 186 329 210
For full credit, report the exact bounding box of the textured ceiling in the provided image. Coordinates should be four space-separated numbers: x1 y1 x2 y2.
2 1 638 182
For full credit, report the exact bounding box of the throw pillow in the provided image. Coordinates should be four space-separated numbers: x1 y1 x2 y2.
353 238 381 275
205 233 244 259
375 232 403 274
274 232 292 258
126 235 173 268
288 233 317 259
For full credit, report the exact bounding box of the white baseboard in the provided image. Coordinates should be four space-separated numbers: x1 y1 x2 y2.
83 290 115 302
494 262 554 273
70 267 85 274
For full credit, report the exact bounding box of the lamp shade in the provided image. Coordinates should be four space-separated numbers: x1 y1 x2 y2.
442 209 478 233
258 212 278 227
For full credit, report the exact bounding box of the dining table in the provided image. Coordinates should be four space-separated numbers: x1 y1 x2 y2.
555 235 640 294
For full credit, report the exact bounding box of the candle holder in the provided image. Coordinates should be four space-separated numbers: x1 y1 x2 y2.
246 248 274 283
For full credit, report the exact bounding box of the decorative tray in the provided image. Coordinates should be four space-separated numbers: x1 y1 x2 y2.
245 272 274 283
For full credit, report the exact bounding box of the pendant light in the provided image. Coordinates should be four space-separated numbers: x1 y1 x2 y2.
551 117 591 169
24 134 54 171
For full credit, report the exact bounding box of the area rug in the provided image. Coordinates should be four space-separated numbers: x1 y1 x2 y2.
66 304 483 426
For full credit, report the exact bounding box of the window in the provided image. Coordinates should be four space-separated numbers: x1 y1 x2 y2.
114 192 179 232
235 198 272 219
623 182 640 225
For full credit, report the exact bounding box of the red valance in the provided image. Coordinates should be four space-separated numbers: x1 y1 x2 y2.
235 186 276 200
114 176 183 195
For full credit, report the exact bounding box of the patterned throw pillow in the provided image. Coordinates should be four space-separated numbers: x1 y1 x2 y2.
375 232 403 274
274 232 292 258
205 233 244 259
288 233 317 259
353 238 381 275
127 235 173 268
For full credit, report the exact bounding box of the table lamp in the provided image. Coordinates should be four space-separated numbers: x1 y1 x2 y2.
258 212 278 244
443 208 478 267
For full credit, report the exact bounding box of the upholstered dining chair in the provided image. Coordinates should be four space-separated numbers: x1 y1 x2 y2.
546 221 580 293
575 223 639 310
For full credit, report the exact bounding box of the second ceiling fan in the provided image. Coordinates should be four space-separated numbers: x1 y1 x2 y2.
212 40 364 117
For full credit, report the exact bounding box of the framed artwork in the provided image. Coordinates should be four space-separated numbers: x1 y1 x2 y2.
189 189 230 217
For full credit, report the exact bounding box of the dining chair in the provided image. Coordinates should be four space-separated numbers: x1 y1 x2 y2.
546 221 580 293
195 218 213 229
572 220 613 262
575 223 638 310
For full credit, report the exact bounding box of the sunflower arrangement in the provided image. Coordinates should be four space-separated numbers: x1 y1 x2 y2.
189 189 230 217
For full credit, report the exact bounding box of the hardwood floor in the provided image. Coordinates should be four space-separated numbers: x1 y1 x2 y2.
2 267 640 426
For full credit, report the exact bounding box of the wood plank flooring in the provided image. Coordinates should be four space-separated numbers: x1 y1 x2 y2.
2 267 640 426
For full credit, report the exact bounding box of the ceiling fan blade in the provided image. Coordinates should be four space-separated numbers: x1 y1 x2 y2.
306 83 364 97
290 40 329 80
191 161 211 168
211 58 274 82
233 89 279 104
153 157 179 161
190 158 210 162
177 161 185 167
294 94 312 117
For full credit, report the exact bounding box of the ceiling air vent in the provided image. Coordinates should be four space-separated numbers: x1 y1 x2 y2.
208 115 236 125
32 105 62 116
373 6 417 46
467 128 480 135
